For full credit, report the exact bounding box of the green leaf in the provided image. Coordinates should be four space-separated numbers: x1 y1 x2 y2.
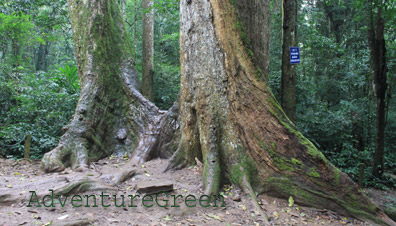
288 196 294 207
163 215 171 221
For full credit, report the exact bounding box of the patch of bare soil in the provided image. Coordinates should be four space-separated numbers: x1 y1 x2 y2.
0 157 392 226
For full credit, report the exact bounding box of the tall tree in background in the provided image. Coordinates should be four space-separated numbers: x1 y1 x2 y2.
35 43 50 72
40 0 395 224
142 0 154 101
367 0 388 178
281 0 297 122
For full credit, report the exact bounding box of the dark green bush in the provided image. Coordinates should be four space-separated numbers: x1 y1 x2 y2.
0 66 79 159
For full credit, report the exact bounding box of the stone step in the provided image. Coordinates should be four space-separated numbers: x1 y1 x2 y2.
136 180 174 194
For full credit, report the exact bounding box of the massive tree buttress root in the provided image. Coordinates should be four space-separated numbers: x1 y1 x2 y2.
40 0 394 224
165 0 395 225
41 0 179 172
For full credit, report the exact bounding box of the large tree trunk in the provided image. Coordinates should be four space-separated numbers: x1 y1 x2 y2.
166 0 393 224
142 0 154 101
41 0 178 172
234 0 270 82
281 0 297 123
41 0 394 224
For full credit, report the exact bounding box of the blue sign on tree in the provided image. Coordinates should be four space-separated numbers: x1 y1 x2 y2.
290 47 300 64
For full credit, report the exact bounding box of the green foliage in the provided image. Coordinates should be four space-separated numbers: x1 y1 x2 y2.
269 0 396 188
0 71 79 159
0 13 35 43
0 13 37 69
55 65 79 94
0 0 76 159
125 0 180 109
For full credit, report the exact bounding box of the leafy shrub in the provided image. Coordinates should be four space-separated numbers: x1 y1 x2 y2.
0 67 79 159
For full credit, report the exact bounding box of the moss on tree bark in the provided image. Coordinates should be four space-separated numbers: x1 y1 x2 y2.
41 0 178 172
41 0 395 224
166 0 395 224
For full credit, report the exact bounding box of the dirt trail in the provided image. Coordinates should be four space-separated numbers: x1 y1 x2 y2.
0 157 394 226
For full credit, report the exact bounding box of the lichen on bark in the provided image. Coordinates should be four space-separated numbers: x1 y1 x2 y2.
166 0 395 224
41 0 179 172
40 0 395 224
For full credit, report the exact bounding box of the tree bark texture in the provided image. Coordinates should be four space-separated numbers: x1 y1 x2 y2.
367 1 388 178
234 0 270 82
40 0 394 224
35 43 50 72
166 0 393 224
281 0 297 123
41 0 179 172
142 0 154 101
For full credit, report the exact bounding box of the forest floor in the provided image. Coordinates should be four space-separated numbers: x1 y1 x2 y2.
0 157 395 226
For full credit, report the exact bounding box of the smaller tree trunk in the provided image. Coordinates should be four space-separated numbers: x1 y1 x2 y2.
134 0 137 63
121 0 126 18
35 43 50 72
0 37 7 62
367 1 388 178
11 40 21 68
142 0 154 101
281 0 297 123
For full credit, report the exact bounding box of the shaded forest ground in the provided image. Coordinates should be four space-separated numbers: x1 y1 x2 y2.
0 157 395 226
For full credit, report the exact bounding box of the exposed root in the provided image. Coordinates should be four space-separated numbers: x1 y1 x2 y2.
0 193 17 204
164 142 188 172
53 178 116 196
130 115 163 165
41 137 89 173
239 167 270 225
0 176 68 205
41 146 71 172
114 169 138 185
54 218 96 226
155 101 181 159
381 205 396 222
130 101 180 165
11 158 33 167
0 175 115 206
203 124 221 197
100 168 139 185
